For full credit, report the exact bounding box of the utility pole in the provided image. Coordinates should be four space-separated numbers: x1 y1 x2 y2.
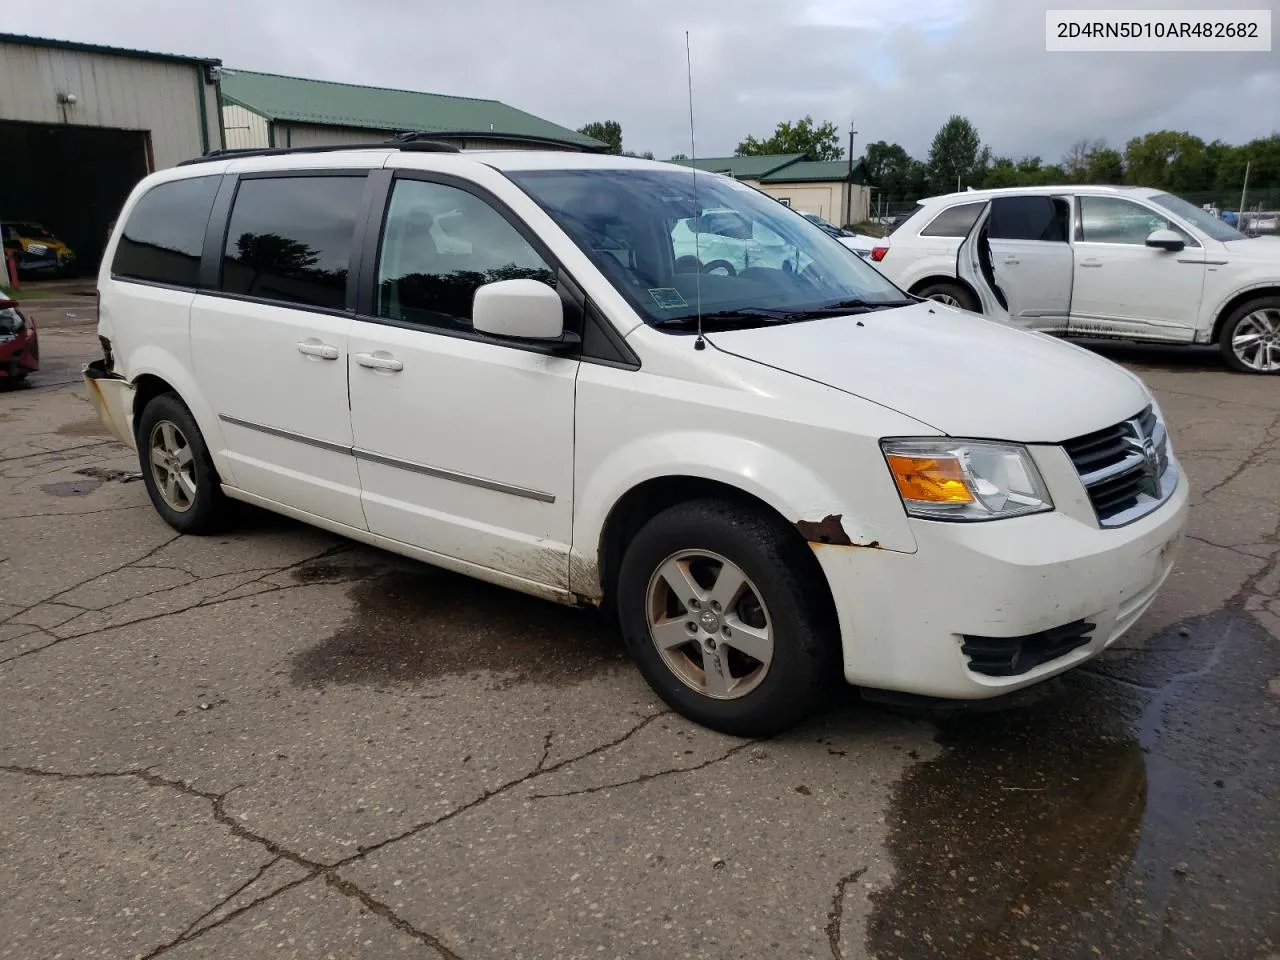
1239 160 1251 231
845 118 857 227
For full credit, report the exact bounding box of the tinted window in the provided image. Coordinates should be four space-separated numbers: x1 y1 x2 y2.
112 176 219 286
375 179 555 330
220 176 365 309
919 202 984 237
1079 196 1192 245
989 196 1070 242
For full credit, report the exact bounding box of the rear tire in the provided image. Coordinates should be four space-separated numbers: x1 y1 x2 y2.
916 280 978 313
616 499 840 737
1218 296 1280 374
136 393 230 534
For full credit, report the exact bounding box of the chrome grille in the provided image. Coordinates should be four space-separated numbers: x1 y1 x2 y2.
1063 404 1175 527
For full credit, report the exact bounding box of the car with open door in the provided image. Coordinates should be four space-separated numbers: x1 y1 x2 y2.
873 185 1280 374
797 211 878 258
85 145 1187 737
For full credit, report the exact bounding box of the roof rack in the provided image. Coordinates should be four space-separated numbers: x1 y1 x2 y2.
178 136 461 166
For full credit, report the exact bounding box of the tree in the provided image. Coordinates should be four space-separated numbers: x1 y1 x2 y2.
578 120 623 155
1086 147 1125 183
736 116 843 160
670 153 689 161
927 115 989 192
1123 131 1212 191
865 140 916 198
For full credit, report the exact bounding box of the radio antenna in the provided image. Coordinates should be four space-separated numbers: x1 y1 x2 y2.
686 30 705 351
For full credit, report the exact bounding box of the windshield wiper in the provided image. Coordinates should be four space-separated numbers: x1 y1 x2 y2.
651 307 805 328
811 297 917 313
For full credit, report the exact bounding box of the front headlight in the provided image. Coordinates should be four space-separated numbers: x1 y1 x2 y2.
25 242 48 255
881 438 1053 521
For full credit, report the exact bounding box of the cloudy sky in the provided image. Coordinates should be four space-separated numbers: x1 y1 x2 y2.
9 0 1278 163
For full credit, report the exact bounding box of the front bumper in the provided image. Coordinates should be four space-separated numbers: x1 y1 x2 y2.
818 471 1190 699
83 360 137 449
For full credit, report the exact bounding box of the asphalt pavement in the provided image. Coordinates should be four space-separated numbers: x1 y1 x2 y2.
1 315 1277 959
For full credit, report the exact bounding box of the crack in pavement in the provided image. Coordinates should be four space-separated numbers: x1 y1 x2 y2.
0 765 455 959
0 504 151 522
529 739 755 799
0 543 358 665
0 439 111 464
170 854 285 942
335 711 673 866
825 866 868 960
0 532 182 632
0 712 683 958
1194 408 1280 502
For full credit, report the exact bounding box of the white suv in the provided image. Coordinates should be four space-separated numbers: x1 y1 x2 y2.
84 145 1188 735
871 185 1280 374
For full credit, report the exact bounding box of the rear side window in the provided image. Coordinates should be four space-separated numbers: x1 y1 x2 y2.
220 175 366 310
919 202 984 238
989 196 1070 242
112 176 220 287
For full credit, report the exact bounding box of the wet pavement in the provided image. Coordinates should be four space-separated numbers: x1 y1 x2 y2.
1 320 1278 959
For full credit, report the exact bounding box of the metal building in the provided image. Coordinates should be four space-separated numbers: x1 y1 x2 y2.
219 70 604 153
0 33 224 275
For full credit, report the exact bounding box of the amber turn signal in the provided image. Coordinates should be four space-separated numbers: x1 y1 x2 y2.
885 454 974 504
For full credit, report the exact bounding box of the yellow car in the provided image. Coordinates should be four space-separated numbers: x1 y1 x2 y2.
2 221 76 277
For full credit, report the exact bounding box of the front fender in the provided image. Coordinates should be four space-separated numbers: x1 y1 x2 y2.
570 430 919 597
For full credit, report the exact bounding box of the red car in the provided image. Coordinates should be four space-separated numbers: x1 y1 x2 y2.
0 295 38 383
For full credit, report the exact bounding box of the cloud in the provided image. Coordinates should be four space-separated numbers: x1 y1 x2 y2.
7 0 1277 166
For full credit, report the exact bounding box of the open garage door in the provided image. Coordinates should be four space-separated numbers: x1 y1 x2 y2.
0 120 150 278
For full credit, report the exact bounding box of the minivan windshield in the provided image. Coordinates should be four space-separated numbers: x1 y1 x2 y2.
1149 192 1247 242
507 168 910 330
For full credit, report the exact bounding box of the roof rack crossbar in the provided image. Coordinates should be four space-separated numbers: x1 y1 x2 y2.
178 137 461 166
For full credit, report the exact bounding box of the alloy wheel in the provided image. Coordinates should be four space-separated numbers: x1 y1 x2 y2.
645 549 774 700
1232 308 1280 372
149 420 197 512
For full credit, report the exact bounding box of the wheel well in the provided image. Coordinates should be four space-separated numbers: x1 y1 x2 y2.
1211 287 1280 344
909 275 977 301
596 476 837 622
131 374 177 437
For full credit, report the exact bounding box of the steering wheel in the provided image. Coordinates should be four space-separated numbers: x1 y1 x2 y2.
702 259 736 277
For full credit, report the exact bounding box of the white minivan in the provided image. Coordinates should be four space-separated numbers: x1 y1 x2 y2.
85 144 1189 736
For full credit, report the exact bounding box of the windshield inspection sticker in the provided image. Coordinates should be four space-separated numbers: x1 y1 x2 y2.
648 288 689 310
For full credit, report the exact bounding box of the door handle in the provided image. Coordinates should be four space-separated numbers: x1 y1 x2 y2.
1001 257 1020 265
1079 261 1103 268
354 351 404 372
296 338 339 360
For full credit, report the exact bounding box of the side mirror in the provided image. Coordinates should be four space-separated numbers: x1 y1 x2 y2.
472 279 564 341
1145 229 1185 252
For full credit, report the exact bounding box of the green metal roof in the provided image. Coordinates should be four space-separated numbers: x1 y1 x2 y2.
0 32 220 65
220 70 603 151
668 154 805 179
760 159 870 184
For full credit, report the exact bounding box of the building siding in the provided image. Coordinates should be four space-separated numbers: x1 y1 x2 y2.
0 42 220 168
273 121 585 151
222 104 270 149
754 182 871 224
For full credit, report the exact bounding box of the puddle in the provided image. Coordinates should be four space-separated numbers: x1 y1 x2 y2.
867 608 1280 959
41 478 103 496
291 569 626 688
56 418 113 437
39 467 142 497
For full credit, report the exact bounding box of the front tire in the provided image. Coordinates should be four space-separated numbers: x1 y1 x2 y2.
1219 296 1280 374
136 393 229 534
916 280 978 313
616 499 840 737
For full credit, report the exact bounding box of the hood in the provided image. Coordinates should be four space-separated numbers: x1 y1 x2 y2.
705 301 1151 443
1221 235 1280 262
